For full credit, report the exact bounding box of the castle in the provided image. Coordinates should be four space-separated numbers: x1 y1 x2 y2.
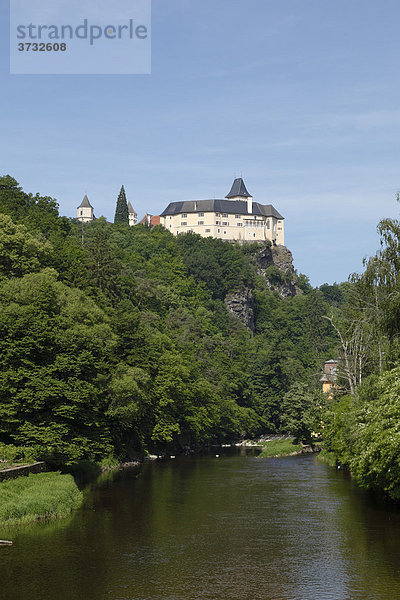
160 178 284 245
77 178 284 245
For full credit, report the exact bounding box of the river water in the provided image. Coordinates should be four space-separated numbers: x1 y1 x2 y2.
2 451 400 600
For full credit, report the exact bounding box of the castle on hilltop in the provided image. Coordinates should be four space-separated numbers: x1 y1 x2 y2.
160 178 284 245
76 178 284 245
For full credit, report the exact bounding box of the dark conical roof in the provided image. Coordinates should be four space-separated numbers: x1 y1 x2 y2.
226 178 251 199
77 194 93 209
127 201 137 214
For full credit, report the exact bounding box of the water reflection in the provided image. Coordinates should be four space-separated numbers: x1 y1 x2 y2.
2 453 400 599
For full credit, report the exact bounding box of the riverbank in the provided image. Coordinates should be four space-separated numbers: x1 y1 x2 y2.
257 438 302 458
0 472 83 527
250 436 321 458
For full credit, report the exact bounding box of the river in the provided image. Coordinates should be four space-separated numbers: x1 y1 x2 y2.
2 451 400 600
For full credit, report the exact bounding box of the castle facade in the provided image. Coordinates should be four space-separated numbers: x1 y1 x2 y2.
160 178 284 245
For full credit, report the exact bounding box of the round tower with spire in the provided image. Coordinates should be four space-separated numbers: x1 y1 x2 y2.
77 195 94 223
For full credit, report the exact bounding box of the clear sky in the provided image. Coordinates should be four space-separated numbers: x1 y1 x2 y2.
1 0 400 286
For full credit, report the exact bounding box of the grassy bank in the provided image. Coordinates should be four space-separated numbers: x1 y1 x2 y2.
0 472 83 526
317 450 338 467
258 438 301 458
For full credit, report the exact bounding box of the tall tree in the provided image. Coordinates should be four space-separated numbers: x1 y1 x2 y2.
114 185 129 225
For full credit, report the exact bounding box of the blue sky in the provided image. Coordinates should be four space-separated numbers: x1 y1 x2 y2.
1 0 400 285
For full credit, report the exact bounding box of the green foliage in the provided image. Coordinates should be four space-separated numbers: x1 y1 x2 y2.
324 369 400 500
176 233 254 299
264 265 286 285
114 185 129 225
0 443 37 469
279 383 321 444
295 272 312 293
319 199 400 498
0 472 82 525
0 268 115 465
0 214 51 279
322 394 357 467
318 283 347 306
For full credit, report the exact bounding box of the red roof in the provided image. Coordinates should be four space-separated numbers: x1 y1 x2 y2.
139 214 161 227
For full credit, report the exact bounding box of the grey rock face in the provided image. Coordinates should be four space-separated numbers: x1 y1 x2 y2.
256 245 302 298
224 288 255 332
223 244 300 331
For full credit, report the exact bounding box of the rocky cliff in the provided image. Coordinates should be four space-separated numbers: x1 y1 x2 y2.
255 245 302 298
224 288 255 332
224 245 301 331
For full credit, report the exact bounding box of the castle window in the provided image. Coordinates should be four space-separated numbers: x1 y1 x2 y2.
198 221 204 225
181 221 187 226
215 212 220 217
253 233 256 237
235 214 240 218
216 220 220 225
237 223 242 227
181 213 187 218
205 228 211 233
278 227 282 230
222 221 229 226
198 212 204 217
80 210 83 215
217 229 220 233
222 213 228 218
266 220 270 229
223 231 227 235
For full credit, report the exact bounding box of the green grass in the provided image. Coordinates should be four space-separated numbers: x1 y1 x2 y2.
0 472 83 526
258 438 301 458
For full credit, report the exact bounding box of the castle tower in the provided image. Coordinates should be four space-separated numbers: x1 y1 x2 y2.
226 177 253 213
77 195 94 223
127 201 138 227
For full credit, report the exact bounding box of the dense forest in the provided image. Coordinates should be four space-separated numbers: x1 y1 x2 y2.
0 175 340 467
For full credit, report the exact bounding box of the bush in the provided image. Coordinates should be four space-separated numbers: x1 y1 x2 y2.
0 443 37 469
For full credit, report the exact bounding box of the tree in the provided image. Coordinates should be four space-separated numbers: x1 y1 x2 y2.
279 382 320 444
0 214 52 279
114 185 129 225
0 269 115 464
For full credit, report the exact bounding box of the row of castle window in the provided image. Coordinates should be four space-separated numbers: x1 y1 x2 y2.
181 228 260 238
179 212 270 220
180 220 270 228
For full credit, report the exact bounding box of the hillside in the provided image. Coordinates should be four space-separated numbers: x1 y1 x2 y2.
0 175 338 465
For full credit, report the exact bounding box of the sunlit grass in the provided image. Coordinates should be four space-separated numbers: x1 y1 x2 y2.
0 472 83 526
258 438 301 458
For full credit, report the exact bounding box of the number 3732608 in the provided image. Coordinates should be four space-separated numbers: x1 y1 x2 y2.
18 43 67 52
